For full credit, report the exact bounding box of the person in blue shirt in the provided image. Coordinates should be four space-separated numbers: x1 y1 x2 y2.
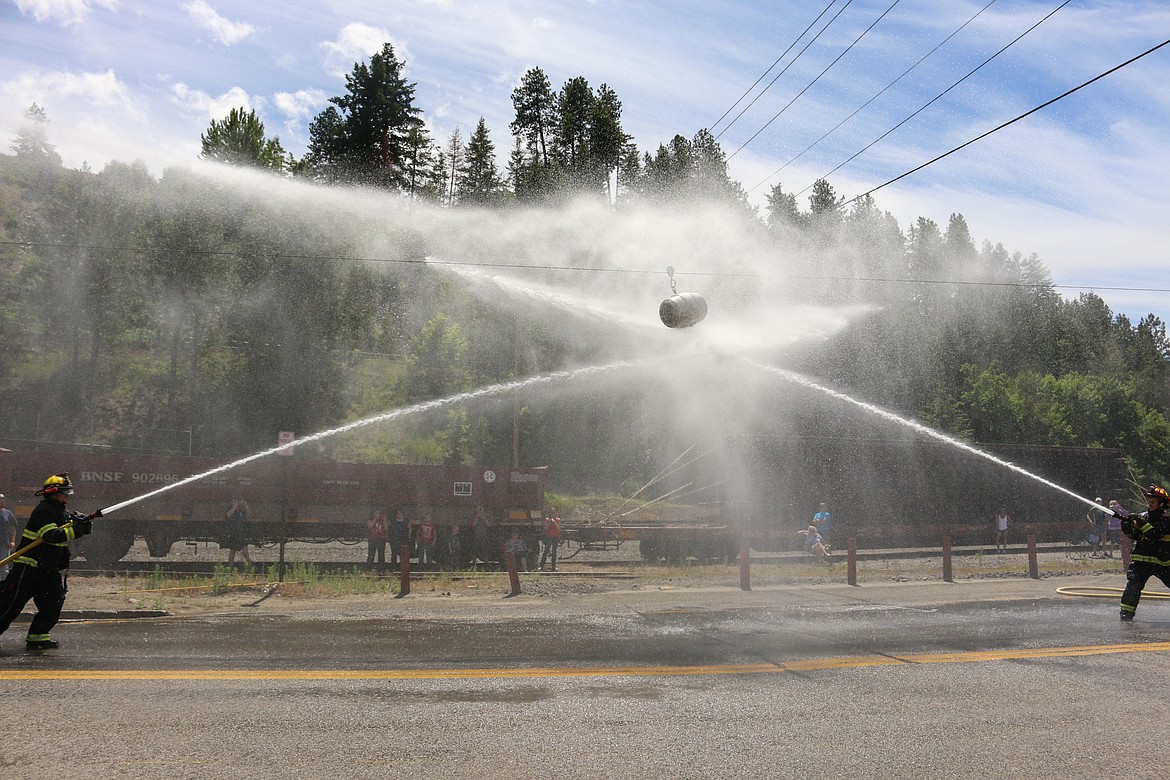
797 525 831 563
812 503 831 545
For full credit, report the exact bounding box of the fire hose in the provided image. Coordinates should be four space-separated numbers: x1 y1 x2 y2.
1056 585 1170 600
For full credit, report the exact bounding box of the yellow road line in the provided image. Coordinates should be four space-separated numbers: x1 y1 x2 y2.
4 641 1169 681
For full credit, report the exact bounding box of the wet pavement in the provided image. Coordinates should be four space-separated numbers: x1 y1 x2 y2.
2 575 1168 779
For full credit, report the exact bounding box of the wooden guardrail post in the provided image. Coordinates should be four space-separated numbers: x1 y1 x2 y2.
395 544 412 598
847 536 858 586
739 537 751 591
504 551 521 597
1026 532 1039 579
942 535 953 583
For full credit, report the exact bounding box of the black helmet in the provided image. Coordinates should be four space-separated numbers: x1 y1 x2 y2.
36 473 74 497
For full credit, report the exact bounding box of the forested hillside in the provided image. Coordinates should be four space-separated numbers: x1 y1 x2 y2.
1 42 1167 492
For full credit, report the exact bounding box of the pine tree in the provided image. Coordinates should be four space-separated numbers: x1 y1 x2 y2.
765 182 802 229
305 43 422 189
459 118 503 206
510 67 556 166
556 76 593 175
590 84 630 201
200 107 288 171
445 128 464 206
401 123 440 200
10 104 62 167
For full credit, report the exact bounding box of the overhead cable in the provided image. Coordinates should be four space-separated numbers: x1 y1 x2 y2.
712 0 847 138
749 0 998 192
727 0 902 161
5 240 1167 296
846 35 1170 203
791 0 1072 198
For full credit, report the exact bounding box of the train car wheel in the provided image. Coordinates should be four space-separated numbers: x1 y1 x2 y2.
80 527 135 568
144 528 177 557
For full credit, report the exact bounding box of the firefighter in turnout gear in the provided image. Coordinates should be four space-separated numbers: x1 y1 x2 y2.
1119 484 1170 621
0 473 92 650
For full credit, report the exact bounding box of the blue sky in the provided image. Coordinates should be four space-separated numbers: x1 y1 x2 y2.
2 0 1168 327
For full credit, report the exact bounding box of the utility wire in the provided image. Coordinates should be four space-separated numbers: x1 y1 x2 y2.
728 0 898 161
787 0 1072 198
5 241 1167 295
847 35 1170 203
750 0 998 191
711 0 845 137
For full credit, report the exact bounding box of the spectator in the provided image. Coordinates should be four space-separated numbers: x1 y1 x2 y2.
797 525 831 563
223 499 252 566
416 513 437 568
993 507 1010 553
389 508 411 566
504 529 528 572
1087 498 1106 556
1105 499 1124 558
540 512 562 572
447 518 463 570
471 505 489 565
0 493 18 580
812 502 831 545
366 509 387 567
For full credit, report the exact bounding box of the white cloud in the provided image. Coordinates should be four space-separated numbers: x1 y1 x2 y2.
321 23 395 78
170 82 260 120
272 88 327 146
13 0 117 27
0 67 194 174
273 88 327 122
183 0 255 46
3 67 137 114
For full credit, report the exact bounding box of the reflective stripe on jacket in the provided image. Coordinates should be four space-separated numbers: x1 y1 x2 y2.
1130 507 1170 568
15 499 73 569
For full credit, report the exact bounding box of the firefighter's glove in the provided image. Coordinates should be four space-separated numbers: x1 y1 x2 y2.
70 513 94 537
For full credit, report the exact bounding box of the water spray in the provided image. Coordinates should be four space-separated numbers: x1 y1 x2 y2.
659 266 708 328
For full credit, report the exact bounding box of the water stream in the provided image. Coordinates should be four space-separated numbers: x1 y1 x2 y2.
745 359 1111 514
98 360 641 517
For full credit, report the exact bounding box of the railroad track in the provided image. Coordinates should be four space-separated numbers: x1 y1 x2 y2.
68 560 638 578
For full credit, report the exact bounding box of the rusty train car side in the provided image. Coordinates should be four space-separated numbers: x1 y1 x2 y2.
0 451 546 567
732 436 1132 550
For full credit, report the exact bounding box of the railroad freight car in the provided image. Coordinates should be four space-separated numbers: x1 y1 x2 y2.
0 450 546 567
728 435 1131 550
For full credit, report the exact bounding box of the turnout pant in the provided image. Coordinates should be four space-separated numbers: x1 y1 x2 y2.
0 564 67 642
1120 561 1170 617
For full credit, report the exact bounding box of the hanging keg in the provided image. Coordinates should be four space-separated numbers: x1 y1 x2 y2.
659 292 708 328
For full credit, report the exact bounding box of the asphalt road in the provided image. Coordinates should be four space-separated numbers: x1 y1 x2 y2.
1 578 1168 780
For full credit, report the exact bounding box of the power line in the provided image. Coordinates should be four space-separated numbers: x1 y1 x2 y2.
727 0 900 161
749 0 998 192
786 0 1072 198
4 240 1167 296
711 0 848 138
846 35 1170 203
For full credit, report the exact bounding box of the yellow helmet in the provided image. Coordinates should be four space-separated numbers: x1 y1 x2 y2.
37 473 74 496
